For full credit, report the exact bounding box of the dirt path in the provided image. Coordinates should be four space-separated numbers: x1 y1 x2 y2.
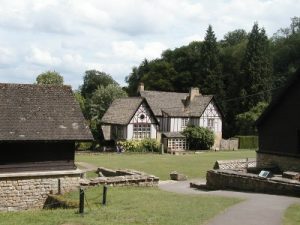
159 180 300 225
76 161 98 172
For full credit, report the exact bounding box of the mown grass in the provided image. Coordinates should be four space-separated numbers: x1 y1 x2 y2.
0 186 242 225
76 150 256 180
283 204 300 225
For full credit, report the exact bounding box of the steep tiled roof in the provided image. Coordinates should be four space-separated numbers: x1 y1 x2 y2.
140 90 188 116
0 83 93 141
140 90 213 117
101 97 143 125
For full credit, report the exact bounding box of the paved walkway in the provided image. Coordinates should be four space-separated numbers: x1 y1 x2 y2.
159 179 300 225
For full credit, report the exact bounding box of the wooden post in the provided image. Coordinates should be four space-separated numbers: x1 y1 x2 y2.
102 185 108 205
161 144 164 154
79 187 84 215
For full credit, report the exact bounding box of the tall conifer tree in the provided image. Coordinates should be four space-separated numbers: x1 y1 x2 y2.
199 25 224 101
240 23 272 111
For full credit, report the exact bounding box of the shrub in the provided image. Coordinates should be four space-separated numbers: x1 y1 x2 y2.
182 126 215 150
235 136 258 149
117 139 160 152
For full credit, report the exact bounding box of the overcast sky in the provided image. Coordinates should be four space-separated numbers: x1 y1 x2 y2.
0 0 298 89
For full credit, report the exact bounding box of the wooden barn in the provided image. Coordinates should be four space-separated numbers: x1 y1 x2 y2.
256 69 300 171
0 83 93 172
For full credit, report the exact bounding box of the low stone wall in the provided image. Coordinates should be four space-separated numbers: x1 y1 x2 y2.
0 170 82 211
257 152 300 172
206 169 300 196
213 158 256 170
82 167 159 187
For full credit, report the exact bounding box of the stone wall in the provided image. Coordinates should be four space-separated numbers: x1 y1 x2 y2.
0 170 82 211
206 169 300 196
257 152 300 172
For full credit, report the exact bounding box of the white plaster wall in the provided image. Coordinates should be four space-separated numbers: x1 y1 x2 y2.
151 124 157 139
127 124 133 140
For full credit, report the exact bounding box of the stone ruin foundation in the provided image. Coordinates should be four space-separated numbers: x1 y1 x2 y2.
80 167 159 187
191 158 300 197
0 170 82 212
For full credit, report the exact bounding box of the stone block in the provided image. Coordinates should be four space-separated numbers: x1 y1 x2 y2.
170 171 187 181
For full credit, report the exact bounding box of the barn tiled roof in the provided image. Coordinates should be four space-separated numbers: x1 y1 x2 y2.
0 83 93 141
101 97 143 125
140 90 214 117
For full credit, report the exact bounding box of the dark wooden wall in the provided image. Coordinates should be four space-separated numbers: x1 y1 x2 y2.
0 141 76 172
258 80 300 156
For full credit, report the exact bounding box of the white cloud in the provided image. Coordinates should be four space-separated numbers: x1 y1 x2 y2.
25 47 61 66
112 41 167 61
0 0 299 88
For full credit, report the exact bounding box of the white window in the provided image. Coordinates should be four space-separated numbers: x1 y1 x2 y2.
208 119 214 131
181 118 189 131
168 138 187 150
133 124 151 139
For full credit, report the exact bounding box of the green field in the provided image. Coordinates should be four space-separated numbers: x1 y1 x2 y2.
0 150 257 225
76 150 256 180
0 186 242 225
284 204 300 225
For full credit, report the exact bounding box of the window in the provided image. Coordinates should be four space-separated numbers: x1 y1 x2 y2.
168 138 187 150
133 124 151 139
208 119 214 131
181 118 189 131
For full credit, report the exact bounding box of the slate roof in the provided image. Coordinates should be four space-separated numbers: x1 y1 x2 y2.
140 90 214 117
101 97 158 125
0 83 93 141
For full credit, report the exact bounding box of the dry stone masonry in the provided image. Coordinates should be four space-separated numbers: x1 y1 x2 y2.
0 170 81 211
81 167 159 187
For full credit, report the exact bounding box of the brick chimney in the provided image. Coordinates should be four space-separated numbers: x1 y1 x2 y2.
137 82 144 93
189 87 200 101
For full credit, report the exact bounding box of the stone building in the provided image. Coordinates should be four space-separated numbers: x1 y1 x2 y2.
256 69 300 171
0 83 93 211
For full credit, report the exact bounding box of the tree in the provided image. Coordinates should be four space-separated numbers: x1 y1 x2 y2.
235 102 268 135
198 25 224 103
182 126 215 150
36 71 63 85
221 29 248 47
81 70 117 99
90 83 127 125
240 23 272 111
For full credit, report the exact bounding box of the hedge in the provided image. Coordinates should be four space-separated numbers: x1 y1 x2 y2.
236 136 258 149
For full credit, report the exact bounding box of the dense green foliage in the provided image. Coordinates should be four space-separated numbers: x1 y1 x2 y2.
236 136 259 149
235 102 268 135
125 18 300 137
76 70 126 141
117 139 160 152
182 126 215 150
36 71 64 85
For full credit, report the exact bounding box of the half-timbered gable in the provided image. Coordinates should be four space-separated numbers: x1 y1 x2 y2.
101 98 158 141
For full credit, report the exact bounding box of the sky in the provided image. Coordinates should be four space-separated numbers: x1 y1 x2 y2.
0 0 299 89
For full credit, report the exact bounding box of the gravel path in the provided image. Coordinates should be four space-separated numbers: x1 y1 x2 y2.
159 179 300 225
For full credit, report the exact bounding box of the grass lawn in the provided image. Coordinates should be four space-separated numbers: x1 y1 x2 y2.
0 186 242 225
76 150 255 180
284 204 300 225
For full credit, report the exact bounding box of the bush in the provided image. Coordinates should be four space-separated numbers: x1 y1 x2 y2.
117 139 160 152
236 136 258 149
182 126 215 150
